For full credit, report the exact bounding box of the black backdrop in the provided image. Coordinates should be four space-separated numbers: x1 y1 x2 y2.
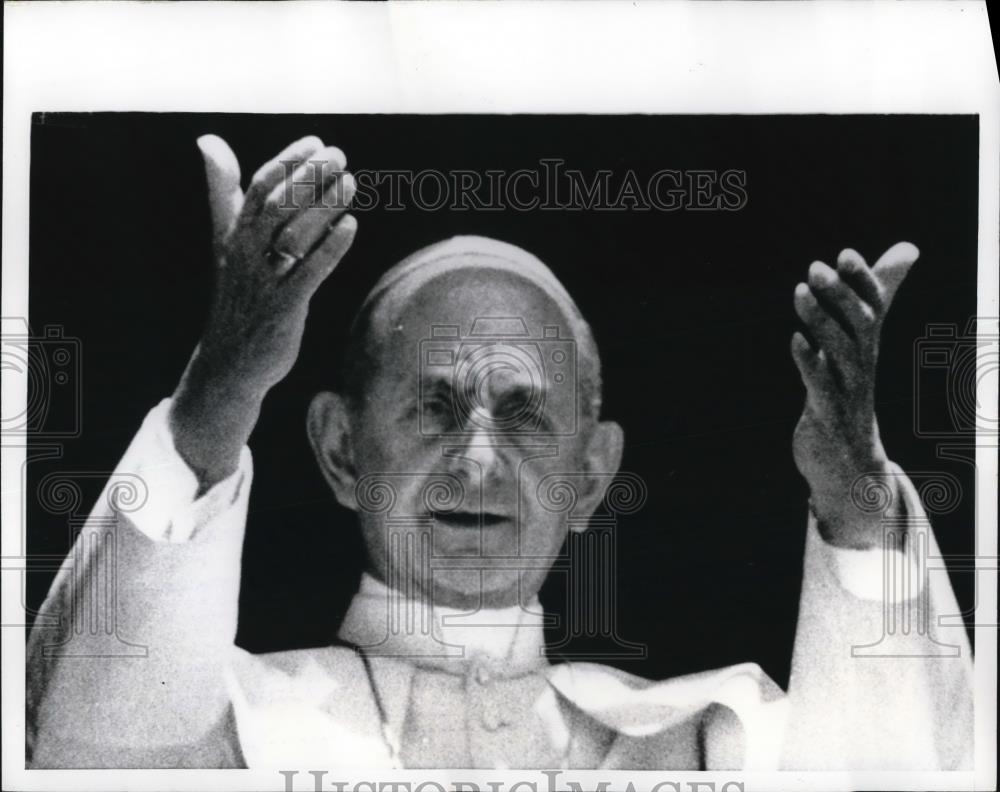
26 114 978 688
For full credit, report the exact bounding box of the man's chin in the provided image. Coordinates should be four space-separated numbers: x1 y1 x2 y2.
429 569 538 611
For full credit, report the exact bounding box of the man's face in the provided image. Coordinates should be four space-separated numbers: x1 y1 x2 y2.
346 267 598 610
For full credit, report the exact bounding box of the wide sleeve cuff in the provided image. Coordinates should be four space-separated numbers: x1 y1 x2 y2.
115 398 253 543
812 461 925 602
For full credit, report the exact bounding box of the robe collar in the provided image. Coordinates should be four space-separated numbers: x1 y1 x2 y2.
337 573 549 677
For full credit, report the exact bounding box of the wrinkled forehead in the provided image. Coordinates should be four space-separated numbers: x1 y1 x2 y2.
361 236 582 329
360 236 590 349
378 266 574 344
348 238 600 401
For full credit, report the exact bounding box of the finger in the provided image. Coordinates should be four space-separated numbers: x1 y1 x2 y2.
271 173 356 262
259 146 348 233
807 261 877 341
287 213 358 292
197 135 243 255
871 241 919 310
791 331 834 409
794 283 854 382
242 136 330 218
836 248 885 314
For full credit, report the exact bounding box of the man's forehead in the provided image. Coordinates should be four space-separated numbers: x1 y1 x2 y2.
346 237 601 411
366 268 584 391
391 266 571 336
358 236 583 335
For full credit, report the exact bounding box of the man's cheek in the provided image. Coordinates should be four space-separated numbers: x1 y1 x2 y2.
516 491 567 545
356 428 438 474
516 447 585 497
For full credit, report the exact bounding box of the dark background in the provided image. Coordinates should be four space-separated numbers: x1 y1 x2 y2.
26 114 979 688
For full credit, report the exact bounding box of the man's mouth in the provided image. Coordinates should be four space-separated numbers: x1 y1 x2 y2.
430 511 509 529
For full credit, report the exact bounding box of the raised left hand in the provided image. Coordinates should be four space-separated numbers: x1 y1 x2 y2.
790 242 919 548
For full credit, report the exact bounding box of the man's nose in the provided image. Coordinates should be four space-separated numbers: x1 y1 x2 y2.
451 408 504 479
462 430 500 472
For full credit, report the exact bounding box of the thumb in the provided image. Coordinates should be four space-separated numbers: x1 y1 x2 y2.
196 134 243 255
872 241 919 310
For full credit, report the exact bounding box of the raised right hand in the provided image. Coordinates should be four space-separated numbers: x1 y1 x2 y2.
170 135 357 490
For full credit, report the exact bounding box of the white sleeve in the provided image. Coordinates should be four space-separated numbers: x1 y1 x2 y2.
780 463 974 770
27 399 252 767
119 398 252 543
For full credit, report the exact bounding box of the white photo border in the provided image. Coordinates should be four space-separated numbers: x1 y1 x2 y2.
3 2 997 791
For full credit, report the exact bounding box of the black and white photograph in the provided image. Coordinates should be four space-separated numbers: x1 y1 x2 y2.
3 4 997 792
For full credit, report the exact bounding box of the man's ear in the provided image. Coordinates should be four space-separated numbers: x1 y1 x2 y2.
307 391 359 511
569 419 625 533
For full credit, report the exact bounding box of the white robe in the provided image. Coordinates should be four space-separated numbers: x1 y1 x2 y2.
26 400 973 769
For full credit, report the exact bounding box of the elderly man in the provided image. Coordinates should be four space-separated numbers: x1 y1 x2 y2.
27 134 972 770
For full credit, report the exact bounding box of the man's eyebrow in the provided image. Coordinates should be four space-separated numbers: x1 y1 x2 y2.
492 382 544 404
416 374 553 407
418 374 455 396
493 383 558 431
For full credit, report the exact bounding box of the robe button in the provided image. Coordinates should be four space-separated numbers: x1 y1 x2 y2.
481 708 507 731
475 665 491 686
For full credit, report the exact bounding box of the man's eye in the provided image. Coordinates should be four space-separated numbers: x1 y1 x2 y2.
423 398 448 415
422 397 456 428
494 393 529 423
493 392 548 432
